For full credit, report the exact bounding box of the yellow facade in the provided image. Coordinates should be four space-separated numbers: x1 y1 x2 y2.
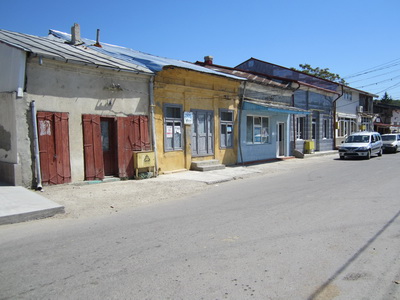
154 67 241 173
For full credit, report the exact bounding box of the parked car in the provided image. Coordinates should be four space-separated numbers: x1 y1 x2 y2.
381 133 400 153
338 131 383 160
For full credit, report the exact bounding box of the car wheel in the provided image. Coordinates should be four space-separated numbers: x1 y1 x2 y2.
378 148 382 156
366 150 371 160
340 156 344 160
395 146 398 153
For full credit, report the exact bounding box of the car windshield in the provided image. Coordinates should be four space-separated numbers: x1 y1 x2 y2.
382 135 396 141
345 135 370 143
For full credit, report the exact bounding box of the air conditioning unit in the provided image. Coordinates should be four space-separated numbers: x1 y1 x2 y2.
357 106 363 113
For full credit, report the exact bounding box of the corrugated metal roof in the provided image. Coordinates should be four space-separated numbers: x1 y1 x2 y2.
196 62 294 89
48 29 245 81
0 29 153 74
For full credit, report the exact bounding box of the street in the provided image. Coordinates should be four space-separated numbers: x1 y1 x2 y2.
1 154 400 300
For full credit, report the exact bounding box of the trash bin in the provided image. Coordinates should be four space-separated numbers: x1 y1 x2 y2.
304 140 315 154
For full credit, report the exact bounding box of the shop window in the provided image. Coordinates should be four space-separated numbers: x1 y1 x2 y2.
246 116 269 144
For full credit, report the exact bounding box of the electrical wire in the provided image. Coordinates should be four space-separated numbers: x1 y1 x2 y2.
344 58 400 79
355 74 400 89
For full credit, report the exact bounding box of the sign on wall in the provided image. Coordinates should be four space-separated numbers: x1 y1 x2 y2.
184 111 193 125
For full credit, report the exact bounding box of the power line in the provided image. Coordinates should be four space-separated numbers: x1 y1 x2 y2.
348 68 400 84
375 81 400 95
344 58 400 79
355 74 400 89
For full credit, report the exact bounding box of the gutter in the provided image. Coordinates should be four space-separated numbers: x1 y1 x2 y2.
291 82 301 154
238 81 247 165
332 85 344 149
149 76 158 176
30 100 43 190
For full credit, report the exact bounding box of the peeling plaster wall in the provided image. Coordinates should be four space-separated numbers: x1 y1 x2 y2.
0 93 18 184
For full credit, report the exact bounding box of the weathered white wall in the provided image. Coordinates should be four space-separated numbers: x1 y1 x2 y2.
391 110 400 125
336 90 359 116
0 92 32 186
0 43 25 93
23 57 151 183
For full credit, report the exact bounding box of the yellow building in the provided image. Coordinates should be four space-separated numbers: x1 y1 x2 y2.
154 66 242 173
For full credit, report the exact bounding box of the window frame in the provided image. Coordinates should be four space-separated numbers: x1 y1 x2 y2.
296 116 306 140
246 115 270 144
338 117 357 138
220 109 234 149
322 117 332 139
163 103 183 152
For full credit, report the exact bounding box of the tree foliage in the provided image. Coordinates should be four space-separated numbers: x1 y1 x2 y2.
381 92 392 104
292 63 348 85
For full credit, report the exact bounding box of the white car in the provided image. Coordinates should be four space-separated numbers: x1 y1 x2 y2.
381 133 400 153
338 132 383 160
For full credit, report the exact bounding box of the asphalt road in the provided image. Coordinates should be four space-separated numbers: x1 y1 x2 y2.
1 153 400 300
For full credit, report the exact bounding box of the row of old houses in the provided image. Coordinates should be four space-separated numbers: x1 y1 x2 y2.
0 25 382 188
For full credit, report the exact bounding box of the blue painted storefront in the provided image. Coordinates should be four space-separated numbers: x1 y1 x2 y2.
238 101 309 164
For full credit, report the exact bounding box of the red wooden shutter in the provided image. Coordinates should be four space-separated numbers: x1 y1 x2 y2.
37 112 54 184
54 112 71 183
82 114 104 180
132 115 141 151
116 117 133 178
140 115 151 150
37 112 71 185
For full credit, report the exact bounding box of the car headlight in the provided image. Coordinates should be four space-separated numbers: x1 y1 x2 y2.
358 147 368 151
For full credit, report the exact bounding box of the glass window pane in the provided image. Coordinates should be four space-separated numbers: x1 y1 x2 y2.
262 118 269 143
166 107 180 118
227 131 232 147
221 124 226 148
101 121 110 151
198 114 206 134
221 111 233 122
246 116 253 143
254 127 261 143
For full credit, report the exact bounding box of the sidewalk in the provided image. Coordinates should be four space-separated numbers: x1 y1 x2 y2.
0 186 64 225
0 151 336 225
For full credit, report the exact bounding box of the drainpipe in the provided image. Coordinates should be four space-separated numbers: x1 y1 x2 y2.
149 76 158 176
30 100 43 190
238 81 247 165
332 85 344 149
291 82 301 154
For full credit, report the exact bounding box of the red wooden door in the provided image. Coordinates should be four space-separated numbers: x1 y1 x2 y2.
117 115 151 178
37 112 71 185
82 114 104 180
83 114 151 180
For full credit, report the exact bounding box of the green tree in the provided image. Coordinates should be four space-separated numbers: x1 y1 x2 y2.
381 92 392 104
292 63 348 85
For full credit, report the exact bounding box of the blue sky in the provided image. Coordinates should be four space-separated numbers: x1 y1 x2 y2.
2 0 400 99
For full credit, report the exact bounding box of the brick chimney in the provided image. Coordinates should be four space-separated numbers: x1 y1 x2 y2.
204 55 214 65
71 23 82 45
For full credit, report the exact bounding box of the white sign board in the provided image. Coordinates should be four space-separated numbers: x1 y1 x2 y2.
184 112 193 125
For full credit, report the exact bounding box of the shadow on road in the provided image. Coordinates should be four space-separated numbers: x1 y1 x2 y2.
308 209 400 300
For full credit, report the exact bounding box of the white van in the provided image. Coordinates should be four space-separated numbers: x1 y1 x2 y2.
338 132 383 160
381 133 400 153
